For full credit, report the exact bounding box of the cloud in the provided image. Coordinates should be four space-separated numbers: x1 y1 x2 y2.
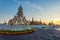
25 1 45 21
25 1 44 14
25 1 29 4
26 1 43 10
44 5 60 21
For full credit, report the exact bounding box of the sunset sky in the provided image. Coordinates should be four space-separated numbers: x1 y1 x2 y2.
0 0 60 25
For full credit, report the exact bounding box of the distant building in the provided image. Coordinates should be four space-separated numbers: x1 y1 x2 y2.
32 17 34 22
39 19 42 25
8 5 29 25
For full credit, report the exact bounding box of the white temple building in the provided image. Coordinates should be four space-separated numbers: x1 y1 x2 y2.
8 5 29 25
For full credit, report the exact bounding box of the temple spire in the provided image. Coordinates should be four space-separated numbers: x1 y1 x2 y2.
17 5 23 16
8 5 29 25
18 5 23 12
